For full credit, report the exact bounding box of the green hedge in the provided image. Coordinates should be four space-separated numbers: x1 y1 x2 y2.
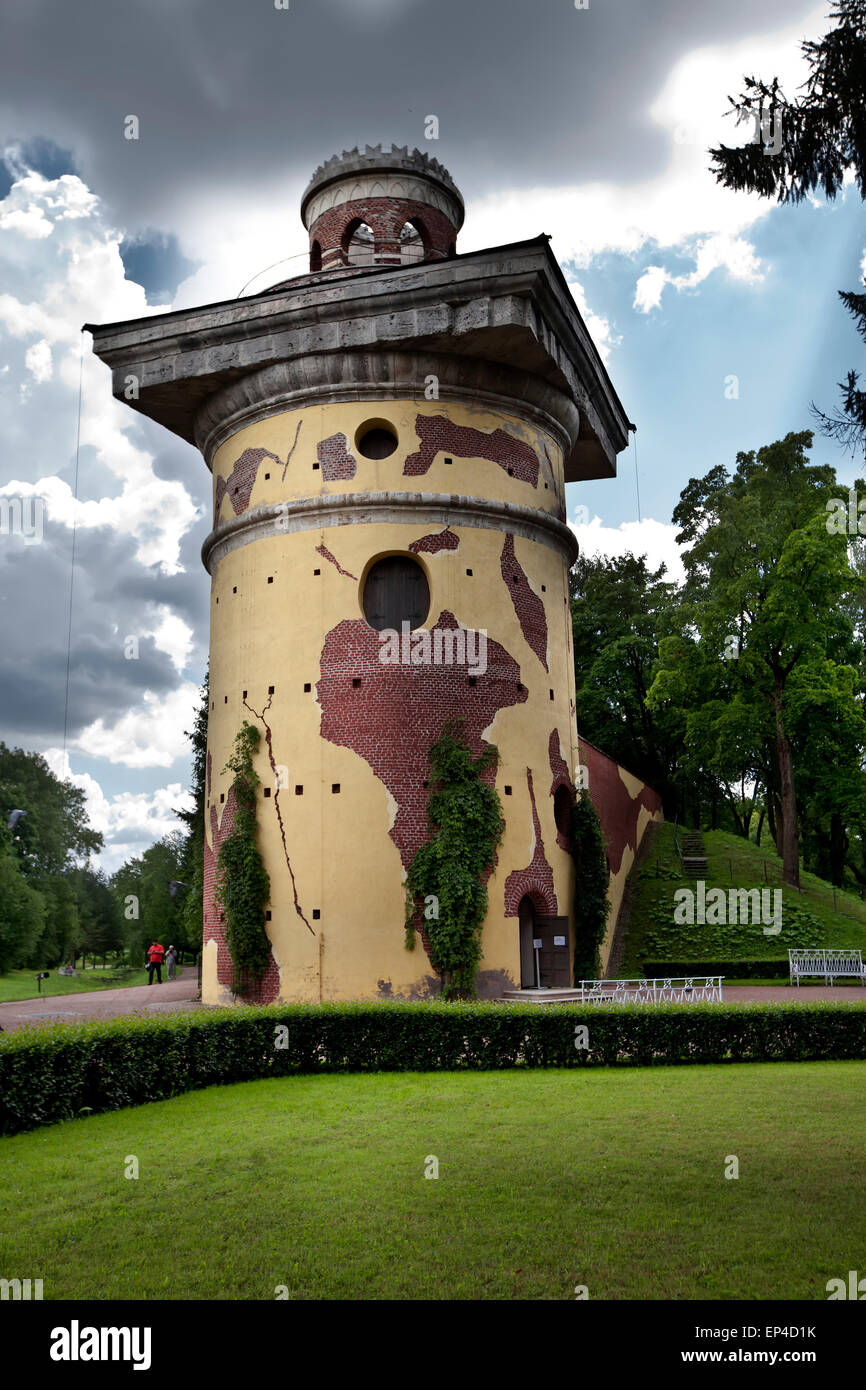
641 959 792 980
2 1001 866 1135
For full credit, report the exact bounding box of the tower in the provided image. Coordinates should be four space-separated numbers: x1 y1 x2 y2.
88 144 632 1003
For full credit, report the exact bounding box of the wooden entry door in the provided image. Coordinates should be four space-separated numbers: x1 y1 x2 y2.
535 916 571 988
518 898 537 988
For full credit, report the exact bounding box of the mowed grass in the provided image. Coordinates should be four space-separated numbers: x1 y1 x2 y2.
1 1065 864 1300
0 967 192 1003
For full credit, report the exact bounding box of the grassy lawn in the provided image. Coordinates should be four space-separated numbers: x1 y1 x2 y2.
0 1063 863 1300
622 822 866 974
0 966 191 1003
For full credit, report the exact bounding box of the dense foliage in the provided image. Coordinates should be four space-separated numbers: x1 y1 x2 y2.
569 788 610 982
2 1000 865 1135
214 721 272 992
709 0 866 455
404 720 503 999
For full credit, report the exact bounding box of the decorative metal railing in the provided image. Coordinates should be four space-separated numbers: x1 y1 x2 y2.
578 976 724 1005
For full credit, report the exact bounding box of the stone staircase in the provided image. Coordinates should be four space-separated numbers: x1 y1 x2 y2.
680 829 708 878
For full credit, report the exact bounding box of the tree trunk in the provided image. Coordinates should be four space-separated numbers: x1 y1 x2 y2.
773 675 800 887
755 804 765 848
830 811 847 887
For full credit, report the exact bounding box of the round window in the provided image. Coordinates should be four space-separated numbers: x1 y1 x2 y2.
356 422 398 459
362 555 430 632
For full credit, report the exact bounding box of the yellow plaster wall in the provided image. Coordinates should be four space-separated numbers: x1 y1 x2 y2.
204 396 580 1002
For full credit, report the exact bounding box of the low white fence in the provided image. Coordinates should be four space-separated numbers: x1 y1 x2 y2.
578 976 724 1005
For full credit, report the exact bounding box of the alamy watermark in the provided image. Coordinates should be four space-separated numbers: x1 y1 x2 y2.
0 494 44 543
378 620 487 676
674 880 782 935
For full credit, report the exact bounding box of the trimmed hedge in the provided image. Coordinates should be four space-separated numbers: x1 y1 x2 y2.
2 1001 866 1135
641 959 792 980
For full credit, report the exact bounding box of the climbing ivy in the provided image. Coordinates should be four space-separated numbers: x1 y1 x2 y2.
404 719 504 1000
569 788 610 983
215 721 272 993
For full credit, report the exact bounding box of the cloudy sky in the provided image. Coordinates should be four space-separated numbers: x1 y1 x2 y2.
0 0 862 871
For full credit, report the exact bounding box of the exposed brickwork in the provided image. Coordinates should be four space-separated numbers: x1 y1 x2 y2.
501 533 548 671
504 768 558 917
404 415 540 485
318 433 357 481
309 196 458 270
581 739 663 875
549 728 574 852
409 527 459 555
316 543 358 579
215 447 279 520
202 789 280 1005
317 609 526 873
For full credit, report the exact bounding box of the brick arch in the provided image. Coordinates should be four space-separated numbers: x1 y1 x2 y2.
517 886 556 918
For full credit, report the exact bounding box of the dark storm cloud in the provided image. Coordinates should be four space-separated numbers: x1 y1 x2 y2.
0 0 812 236
0 508 208 749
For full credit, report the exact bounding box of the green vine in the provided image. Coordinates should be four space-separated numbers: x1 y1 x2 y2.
569 787 610 983
215 721 272 993
404 719 503 1000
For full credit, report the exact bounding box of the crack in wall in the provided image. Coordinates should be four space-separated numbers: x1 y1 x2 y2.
243 693 315 935
281 418 303 481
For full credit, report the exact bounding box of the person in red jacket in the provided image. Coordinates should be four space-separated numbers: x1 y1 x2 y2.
146 940 166 985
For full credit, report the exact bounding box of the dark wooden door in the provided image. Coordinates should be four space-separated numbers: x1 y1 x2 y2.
535 916 571 988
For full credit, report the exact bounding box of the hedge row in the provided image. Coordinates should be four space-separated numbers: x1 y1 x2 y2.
641 959 792 979
2 1001 866 1135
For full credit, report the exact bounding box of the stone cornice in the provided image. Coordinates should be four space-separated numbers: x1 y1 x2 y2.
194 349 578 466
85 237 630 482
202 490 579 573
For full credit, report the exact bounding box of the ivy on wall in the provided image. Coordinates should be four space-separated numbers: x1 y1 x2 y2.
404 719 504 1000
569 788 610 983
215 721 272 993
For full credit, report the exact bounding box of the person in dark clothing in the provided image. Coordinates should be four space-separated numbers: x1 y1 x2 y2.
146 940 165 984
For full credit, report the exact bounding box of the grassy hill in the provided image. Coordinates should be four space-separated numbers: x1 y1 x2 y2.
618 822 866 978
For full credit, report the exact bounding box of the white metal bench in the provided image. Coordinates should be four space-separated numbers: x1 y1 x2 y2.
788 949 866 986
578 976 724 1005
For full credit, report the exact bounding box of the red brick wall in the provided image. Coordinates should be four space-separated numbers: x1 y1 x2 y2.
404 414 540 485
580 740 662 875
309 196 458 269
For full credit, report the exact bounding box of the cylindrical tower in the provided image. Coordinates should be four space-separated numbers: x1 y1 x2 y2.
300 143 463 273
87 143 631 1004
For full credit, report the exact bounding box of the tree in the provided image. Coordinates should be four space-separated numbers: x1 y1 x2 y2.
0 844 45 973
0 744 102 876
709 1 866 455
72 867 123 967
649 432 863 887
175 671 208 961
570 553 684 816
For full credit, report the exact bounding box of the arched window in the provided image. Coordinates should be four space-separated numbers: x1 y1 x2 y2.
362 555 430 632
398 220 426 264
344 220 376 266
310 240 322 272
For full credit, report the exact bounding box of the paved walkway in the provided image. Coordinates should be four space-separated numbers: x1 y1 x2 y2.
0 971 202 1033
1 979 863 1034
